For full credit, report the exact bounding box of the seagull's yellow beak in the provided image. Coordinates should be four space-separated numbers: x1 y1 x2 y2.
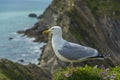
42 29 50 35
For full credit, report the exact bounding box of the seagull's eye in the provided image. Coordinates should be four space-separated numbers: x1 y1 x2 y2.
51 28 55 30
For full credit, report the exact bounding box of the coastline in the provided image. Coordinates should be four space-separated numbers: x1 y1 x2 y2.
13 32 46 65
0 0 120 79
0 0 51 65
0 1 52 80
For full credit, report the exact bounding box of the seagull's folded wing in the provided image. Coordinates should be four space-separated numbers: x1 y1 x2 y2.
58 42 98 60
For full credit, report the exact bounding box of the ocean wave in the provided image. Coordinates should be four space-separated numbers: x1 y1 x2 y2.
11 32 46 65
21 54 27 57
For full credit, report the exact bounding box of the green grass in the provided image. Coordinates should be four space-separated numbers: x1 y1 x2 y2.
53 65 120 80
0 73 10 80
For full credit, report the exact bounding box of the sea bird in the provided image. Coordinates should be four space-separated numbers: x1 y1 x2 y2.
43 26 109 77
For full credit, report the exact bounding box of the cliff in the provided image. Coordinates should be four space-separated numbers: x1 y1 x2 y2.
24 0 120 74
0 59 51 80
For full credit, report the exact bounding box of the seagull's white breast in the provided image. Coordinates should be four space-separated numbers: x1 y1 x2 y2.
52 36 72 62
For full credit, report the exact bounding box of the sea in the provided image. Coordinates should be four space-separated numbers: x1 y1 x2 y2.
0 0 52 65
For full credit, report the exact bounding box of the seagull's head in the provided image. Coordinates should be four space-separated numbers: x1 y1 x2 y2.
43 26 62 35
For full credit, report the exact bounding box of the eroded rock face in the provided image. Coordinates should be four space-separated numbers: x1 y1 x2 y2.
24 0 120 74
0 59 51 80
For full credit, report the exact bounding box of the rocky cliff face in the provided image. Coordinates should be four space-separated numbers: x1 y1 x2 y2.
24 0 120 73
0 59 51 80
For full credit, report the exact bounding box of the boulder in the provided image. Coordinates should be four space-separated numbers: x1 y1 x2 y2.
9 37 13 40
28 13 37 18
18 59 24 62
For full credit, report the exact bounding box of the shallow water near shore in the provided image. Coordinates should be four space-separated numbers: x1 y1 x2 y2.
0 0 51 64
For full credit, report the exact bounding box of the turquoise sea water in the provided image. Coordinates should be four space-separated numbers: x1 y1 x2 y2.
0 0 52 64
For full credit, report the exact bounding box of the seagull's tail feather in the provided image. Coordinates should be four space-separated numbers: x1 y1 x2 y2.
88 54 110 60
95 54 110 58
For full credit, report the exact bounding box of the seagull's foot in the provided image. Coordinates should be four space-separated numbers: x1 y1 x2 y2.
74 67 79 72
64 68 73 77
64 62 73 77
64 72 72 77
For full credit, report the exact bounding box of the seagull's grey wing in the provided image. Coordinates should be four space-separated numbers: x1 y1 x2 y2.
58 42 98 60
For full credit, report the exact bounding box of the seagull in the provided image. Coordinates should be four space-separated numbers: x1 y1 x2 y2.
43 26 109 77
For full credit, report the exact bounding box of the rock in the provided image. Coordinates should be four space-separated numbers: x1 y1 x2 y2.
40 45 46 50
17 30 25 34
18 59 24 62
37 14 44 19
37 62 40 65
0 59 51 80
24 22 49 42
9 37 13 40
28 13 37 18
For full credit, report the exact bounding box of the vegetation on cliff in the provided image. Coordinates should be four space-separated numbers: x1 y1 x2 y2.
0 59 120 80
53 65 120 80
86 0 120 18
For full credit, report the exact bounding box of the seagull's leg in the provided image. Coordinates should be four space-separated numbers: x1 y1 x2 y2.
64 62 73 77
69 62 73 75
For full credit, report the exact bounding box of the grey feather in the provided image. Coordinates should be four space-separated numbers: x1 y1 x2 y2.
58 42 98 60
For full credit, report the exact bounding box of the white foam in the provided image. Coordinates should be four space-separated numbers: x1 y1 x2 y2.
11 32 46 65
21 54 27 57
